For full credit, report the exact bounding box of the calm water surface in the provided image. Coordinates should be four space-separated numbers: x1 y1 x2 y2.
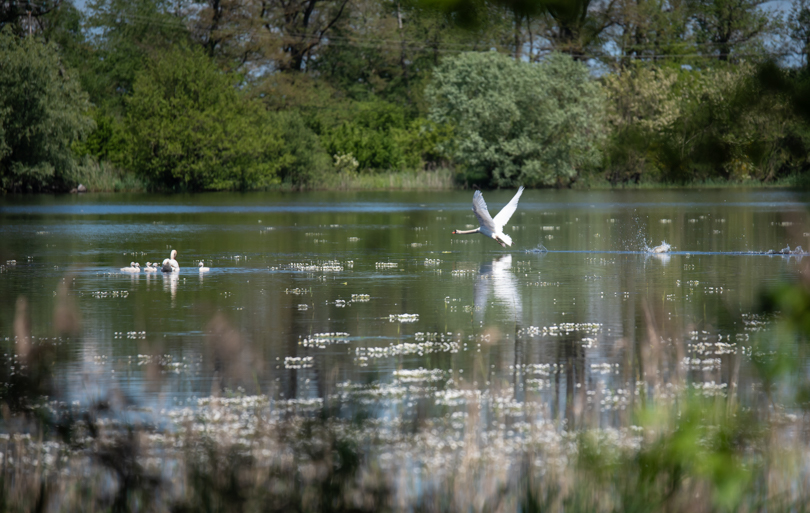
1 189 808 427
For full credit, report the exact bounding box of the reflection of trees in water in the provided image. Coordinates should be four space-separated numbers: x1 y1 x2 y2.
554 335 587 430
513 330 586 429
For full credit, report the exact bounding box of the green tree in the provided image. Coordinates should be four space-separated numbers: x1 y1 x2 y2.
321 102 410 171
608 0 694 68
687 0 771 61
0 28 94 192
604 62 802 184
788 0 810 67
84 0 190 108
537 0 615 58
309 0 501 104
124 46 285 190
426 51 605 187
273 111 334 186
257 0 351 71
0 0 62 36
38 0 87 65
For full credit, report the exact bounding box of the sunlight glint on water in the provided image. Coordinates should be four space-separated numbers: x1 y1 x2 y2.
0 189 808 426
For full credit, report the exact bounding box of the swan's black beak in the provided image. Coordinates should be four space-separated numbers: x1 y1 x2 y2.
452 230 457 234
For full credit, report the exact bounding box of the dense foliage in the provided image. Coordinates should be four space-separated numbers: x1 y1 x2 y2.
427 52 604 187
1 0 809 191
125 47 282 190
603 62 807 184
0 28 93 192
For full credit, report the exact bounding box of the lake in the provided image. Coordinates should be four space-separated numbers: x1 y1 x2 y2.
0 188 806 429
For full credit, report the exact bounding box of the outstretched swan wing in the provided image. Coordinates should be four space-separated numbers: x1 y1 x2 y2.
472 191 496 231
492 186 525 230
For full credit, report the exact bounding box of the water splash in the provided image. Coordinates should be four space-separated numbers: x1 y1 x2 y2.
772 245 807 255
525 244 548 254
644 241 672 254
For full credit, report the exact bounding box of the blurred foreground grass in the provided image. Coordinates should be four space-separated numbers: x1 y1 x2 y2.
3 280 810 512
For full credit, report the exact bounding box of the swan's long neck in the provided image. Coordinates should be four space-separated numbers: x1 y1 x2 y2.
453 228 480 235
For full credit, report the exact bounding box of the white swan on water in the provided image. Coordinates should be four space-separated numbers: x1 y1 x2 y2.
452 186 525 247
651 241 672 253
144 261 157 272
162 250 180 273
121 262 140 273
198 261 209 272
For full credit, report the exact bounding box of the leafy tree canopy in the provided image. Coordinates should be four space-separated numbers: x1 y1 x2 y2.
427 51 605 187
85 0 191 109
0 27 94 192
124 45 288 190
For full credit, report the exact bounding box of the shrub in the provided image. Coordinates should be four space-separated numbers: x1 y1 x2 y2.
319 100 447 173
603 62 803 184
124 46 283 191
274 111 334 187
426 51 606 187
321 101 410 171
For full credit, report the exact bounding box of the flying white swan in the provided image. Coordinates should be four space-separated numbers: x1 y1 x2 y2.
144 261 157 272
162 250 180 273
121 262 140 273
452 186 525 247
198 261 209 272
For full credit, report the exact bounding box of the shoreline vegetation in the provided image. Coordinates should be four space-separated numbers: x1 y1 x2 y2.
2 1 810 194
60 166 810 194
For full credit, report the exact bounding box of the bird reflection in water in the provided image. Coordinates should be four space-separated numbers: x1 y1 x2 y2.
163 272 179 305
474 254 522 323
645 252 671 266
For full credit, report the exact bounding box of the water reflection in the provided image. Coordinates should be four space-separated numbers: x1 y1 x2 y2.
0 189 809 419
645 252 671 265
474 254 522 322
162 272 178 303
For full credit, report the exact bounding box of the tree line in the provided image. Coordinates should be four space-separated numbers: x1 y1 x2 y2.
1 0 809 192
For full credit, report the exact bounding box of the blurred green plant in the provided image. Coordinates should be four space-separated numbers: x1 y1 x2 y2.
564 395 761 513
